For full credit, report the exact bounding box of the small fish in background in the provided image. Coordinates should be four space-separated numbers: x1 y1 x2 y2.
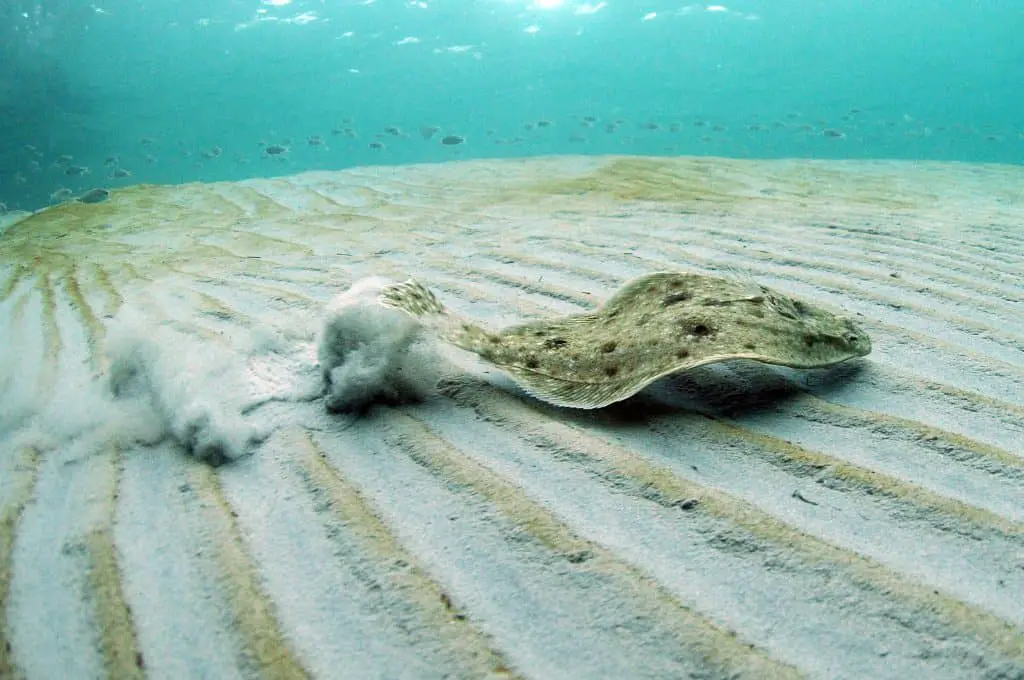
27 160 41 172
568 134 587 143
262 143 289 159
712 124 727 132
383 126 406 137
0 201 7 215
53 154 74 167
822 129 846 139
110 168 133 179
420 125 440 139
669 122 682 132
65 165 90 176
640 121 661 130
523 122 536 131
77 188 110 205
440 134 465 146
368 141 385 150
139 136 156 145
308 135 328 149
693 120 708 127
103 156 120 167
49 187 74 203
604 123 618 133
536 119 553 128
144 154 158 164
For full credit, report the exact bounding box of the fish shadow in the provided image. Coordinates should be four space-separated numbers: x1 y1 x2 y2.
566 358 870 427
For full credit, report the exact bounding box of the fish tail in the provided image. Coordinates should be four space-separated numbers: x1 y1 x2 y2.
378 279 447 318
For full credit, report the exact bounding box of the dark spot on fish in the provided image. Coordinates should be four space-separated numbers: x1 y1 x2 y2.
600 341 617 353
604 363 619 378
675 348 690 359
524 356 539 369
543 337 568 349
663 292 691 306
690 322 712 337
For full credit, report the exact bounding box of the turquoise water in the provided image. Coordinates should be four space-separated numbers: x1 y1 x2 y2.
1 0 1021 212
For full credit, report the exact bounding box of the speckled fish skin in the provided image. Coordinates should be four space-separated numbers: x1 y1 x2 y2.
380 271 871 409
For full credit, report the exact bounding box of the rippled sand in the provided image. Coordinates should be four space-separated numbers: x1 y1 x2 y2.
2 155 1022 680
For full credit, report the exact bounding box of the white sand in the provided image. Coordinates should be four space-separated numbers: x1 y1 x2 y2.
1 155 1022 679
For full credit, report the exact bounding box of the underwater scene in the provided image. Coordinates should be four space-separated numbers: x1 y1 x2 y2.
1 2 1022 679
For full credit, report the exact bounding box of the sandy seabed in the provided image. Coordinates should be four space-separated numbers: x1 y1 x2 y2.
1 155 1022 680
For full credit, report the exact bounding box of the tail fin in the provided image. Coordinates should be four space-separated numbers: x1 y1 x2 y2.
378 279 495 354
378 279 447 318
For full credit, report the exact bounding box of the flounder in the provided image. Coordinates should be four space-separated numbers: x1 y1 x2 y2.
379 271 871 409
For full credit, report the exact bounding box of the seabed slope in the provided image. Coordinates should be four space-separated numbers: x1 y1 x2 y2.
1 155 1022 680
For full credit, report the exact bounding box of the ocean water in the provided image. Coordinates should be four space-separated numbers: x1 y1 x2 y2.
1 0 1021 213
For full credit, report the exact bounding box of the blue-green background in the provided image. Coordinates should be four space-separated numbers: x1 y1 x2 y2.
2 0 1021 212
